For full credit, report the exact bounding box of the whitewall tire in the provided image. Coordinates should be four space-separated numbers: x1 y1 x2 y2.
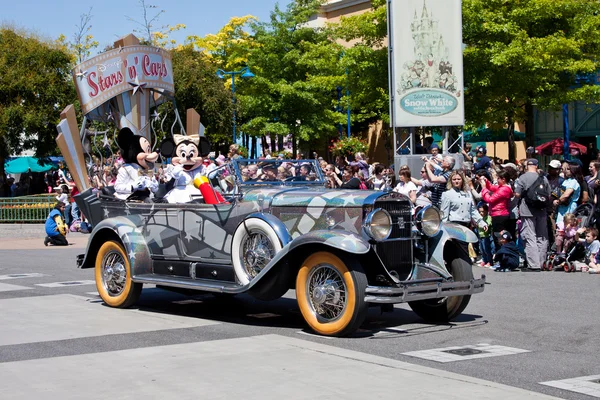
231 218 283 285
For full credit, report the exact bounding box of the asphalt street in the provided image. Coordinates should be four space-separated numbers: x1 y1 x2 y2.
0 224 599 399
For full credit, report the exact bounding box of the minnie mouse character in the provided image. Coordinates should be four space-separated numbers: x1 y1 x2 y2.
159 134 211 203
114 127 160 200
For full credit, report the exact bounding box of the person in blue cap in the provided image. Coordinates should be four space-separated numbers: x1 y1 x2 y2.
493 230 520 271
473 146 491 172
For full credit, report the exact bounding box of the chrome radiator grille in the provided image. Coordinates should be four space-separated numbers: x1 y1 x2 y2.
374 198 412 239
373 198 413 280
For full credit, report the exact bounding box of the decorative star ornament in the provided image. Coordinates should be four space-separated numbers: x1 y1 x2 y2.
103 208 110 219
342 194 359 206
128 249 136 260
128 76 147 95
337 211 360 234
151 110 160 121
102 134 111 148
106 112 114 121
209 251 216 259
75 68 88 80
86 160 93 170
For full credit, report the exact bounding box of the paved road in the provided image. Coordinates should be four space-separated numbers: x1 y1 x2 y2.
0 225 599 399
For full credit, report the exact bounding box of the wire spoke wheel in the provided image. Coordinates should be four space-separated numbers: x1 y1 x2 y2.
296 252 367 337
95 240 142 308
101 250 128 296
240 231 276 279
307 264 347 322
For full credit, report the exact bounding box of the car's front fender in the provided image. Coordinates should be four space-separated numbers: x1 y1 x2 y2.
245 230 370 291
428 222 477 270
79 217 152 276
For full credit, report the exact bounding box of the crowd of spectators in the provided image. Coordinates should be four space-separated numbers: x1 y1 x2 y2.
25 141 600 271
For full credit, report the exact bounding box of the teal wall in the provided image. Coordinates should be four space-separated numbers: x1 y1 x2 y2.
535 102 600 148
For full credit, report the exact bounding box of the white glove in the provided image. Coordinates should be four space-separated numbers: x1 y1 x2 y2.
171 165 184 179
133 176 149 191
147 176 159 193
164 164 184 180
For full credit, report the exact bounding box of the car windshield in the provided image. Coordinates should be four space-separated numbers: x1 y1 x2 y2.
231 158 325 185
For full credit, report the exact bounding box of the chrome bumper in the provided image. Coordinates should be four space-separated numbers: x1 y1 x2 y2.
365 274 486 303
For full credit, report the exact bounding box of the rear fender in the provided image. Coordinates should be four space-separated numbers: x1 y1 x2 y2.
79 217 152 276
429 222 477 270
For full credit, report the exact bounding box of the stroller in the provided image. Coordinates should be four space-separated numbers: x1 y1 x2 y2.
542 203 595 272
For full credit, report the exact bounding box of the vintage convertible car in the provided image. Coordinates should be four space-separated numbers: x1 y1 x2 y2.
75 158 485 337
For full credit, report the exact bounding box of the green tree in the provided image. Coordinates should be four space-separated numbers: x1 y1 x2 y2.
463 0 600 157
169 46 234 150
0 28 76 176
329 0 389 131
241 0 344 156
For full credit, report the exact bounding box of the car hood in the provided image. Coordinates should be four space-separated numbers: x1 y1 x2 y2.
242 186 386 208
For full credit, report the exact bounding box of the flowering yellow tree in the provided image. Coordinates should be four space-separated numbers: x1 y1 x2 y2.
185 15 259 71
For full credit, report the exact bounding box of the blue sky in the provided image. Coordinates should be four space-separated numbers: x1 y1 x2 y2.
0 0 291 50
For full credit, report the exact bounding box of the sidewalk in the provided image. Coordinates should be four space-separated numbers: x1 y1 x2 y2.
0 333 561 399
0 224 89 250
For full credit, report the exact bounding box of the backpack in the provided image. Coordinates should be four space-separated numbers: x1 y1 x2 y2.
524 175 549 209
359 180 368 190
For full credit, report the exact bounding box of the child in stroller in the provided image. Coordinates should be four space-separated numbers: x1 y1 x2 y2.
543 203 596 271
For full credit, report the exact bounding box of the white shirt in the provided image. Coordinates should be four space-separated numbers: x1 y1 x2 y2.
114 164 143 200
393 181 417 196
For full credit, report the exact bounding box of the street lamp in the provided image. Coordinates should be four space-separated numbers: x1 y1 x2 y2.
216 66 255 142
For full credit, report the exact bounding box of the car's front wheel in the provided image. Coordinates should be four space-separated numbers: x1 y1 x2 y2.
408 251 472 322
95 240 142 308
296 252 367 337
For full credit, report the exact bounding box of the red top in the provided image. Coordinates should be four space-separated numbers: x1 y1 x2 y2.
481 180 513 217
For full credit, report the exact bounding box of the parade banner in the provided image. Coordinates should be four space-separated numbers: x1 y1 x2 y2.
72 45 174 116
388 0 464 127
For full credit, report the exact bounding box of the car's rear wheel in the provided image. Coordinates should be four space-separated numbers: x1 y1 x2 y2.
408 250 472 322
231 219 283 285
95 240 142 308
296 252 367 337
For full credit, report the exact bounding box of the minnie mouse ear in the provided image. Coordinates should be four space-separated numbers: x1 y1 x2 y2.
199 137 211 157
159 138 176 158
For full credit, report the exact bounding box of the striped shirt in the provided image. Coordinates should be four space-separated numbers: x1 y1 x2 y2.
430 170 451 208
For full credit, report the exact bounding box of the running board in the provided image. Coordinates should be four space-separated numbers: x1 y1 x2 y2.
133 274 245 294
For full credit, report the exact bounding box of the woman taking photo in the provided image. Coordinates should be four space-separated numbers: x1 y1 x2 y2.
441 171 488 252
340 165 361 189
480 170 515 240
371 164 392 191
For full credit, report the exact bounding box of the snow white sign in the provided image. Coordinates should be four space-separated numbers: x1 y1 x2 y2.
72 46 174 115
388 0 464 127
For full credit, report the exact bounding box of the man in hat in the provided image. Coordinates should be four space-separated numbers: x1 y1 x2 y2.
473 146 491 171
514 158 551 271
258 162 278 181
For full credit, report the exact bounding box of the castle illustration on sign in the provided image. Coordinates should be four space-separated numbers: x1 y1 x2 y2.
398 0 459 96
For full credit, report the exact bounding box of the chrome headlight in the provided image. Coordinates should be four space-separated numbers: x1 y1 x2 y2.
416 206 441 237
364 208 392 241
